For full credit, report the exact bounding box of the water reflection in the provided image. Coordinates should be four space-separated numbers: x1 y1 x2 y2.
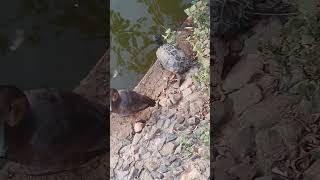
110 0 190 89
0 0 107 90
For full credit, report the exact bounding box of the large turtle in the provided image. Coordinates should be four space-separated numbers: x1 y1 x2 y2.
156 43 192 74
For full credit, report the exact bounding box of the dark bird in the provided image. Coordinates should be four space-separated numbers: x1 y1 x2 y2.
110 88 156 117
0 85 108 175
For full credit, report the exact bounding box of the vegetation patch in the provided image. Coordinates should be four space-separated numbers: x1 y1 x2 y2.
259 2 320 99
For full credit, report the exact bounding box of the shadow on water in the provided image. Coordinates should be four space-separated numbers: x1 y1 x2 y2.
110 0 191 89
0 0 108 90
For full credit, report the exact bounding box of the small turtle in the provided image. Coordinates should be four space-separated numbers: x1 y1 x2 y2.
110 88 156 117
156 44 192 84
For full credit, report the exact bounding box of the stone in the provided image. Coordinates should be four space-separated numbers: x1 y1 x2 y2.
166 133 178 143
169 93 182 105
212 97 234 130
132 133 143 145
145 158 160 171
257 75 278 95
159 97 169 107
153 136 167 151
128 168 139 180
116 170 129 179
182 88 193 97
186 117 197 125
180 78 194 91
213 157 236 180
157 118 166 129
142 151 151 160
223 54 263 93
304 160 320 180
140 169 154 180
255 128 287 174
160 142 176 156
134 122 145 133
228 163 257 180
163 119 172 129
151 171 164 179
158 165 169 173
229 83 262 115
229 126 256 159
239 95 299 130
145 127 159 140
174 144 182 155
189 100 203 115
172 158 182 167
254 176 273 180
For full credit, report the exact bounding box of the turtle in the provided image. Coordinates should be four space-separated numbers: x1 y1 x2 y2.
110 88 156 117
0 85 108 175
156 43 192 83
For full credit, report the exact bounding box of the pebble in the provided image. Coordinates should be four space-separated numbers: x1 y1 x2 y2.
134 122 145 133
128 168 139 180
151 171 164 179
187 117 197 125
180 78 193 91
169 93 182 105
160 142 176 156
142 151 152 160
158 165 169 173
163 119 172 129
182 88 193 97
132 133 143 145
140 169 154 180
166 133 178 143
174 144 182 154
145 158 160 171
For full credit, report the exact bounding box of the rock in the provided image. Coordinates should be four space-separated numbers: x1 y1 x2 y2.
228 163 257 180
212 97 234 129
166 133 178 143
134 122 145 133
229 83 263 115
189 100 203 115
271 167 288 177
151 171 164 179
153 135 167 151
145 158 160 171
157 118 166 129
174 144 182 154
128 168 139 180
186 117 197 125
180 78 194 91
229 126 256 159
239 95 299 130
172 158 182 167
145 126 159 140
255 128 287 174
159 97 169 107
223 54 263 93
140 169 154 180
169 93 182 105
132 133 143 145
304 160 320 180
116 170 129 179
160 142 176 156
180 165 205 180
142 151 152 160
182 88 193 97
257 75 278 95
163 119 172 129
158 165 169 173
254 176 273 180
213 157 236 180
229 37 244 54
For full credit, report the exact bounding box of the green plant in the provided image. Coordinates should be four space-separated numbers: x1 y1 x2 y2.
259 8 320 98
180 136 194 154
185 0 210 91
162 28 178 45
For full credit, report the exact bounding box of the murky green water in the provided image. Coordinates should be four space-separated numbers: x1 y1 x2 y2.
0 0 107 90
110 0 191 89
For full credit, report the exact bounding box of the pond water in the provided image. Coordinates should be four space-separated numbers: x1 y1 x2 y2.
0 0 107 90
110 0 191 89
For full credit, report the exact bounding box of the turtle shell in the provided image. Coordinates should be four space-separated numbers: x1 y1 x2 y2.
156 44 191 74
